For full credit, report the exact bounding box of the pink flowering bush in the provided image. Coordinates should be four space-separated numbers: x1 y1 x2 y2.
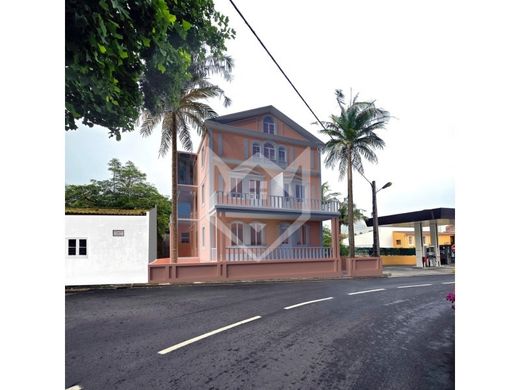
446 292 455 310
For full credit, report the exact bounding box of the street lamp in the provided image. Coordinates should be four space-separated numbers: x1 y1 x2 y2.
359 173 392 257
371 180 392 257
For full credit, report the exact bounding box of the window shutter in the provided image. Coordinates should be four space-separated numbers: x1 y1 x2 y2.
244 139 249 159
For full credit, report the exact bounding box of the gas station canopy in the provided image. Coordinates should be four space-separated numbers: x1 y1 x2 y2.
366 207 455 228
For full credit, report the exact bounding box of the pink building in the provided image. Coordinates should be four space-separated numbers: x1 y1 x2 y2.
150 106 344 282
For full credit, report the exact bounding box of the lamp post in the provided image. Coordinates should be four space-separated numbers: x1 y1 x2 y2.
371 180 392 257
359 173 392 258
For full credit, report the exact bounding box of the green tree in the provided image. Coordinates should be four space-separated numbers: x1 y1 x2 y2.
320 181 341 203
65 159 171 241
320 90 390 257
65 0 235 139
139 54 232 262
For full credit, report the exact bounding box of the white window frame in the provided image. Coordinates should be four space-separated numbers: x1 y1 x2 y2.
67 238 88 257
230 177 243 198
279 223 290 245
263 143 275 160
252 142 261 157
296 225 309 246
231 221 244 246
295 184 305 200
263 116 276 134
278 146 286 162
249 222 265 246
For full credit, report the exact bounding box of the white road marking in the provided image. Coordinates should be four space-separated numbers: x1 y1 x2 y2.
66 386 82 390
158 316 262 355
284 297 334 310
442 281 455 285
348 288 386 295
397 283 432 289
384 299 409 306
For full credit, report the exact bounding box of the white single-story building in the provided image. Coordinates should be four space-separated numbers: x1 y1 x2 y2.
65 208 157 286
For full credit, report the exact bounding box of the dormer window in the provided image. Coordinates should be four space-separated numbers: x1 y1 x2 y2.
263 116 276 134
263 143 275 160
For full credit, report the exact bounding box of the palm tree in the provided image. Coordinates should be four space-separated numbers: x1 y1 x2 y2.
139 55 233 262
320 89 390 257
320 182 341 203
339 198 367 251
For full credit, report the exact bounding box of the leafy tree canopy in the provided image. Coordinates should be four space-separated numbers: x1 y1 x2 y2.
66 0 235 139
65 158 171 236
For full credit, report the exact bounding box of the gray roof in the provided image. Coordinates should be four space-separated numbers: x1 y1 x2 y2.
211 105 324 146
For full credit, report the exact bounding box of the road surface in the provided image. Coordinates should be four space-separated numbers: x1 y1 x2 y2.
66 275 455 389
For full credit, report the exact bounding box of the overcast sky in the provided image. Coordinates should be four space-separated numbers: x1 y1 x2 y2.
65 0 459 218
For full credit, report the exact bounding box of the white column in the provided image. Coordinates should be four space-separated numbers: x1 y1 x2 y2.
414 222 424 267
429 220 440 267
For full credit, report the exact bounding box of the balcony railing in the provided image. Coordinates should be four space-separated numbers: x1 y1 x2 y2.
225 246 332 261
212 191 339 213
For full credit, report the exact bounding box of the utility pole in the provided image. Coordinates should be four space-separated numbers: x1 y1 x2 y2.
372 181 380 257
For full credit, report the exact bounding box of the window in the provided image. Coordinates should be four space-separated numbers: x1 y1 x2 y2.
113 230 124 237
283 184 290 198
231 177 243 197
295 184 305 200
231 222 244 246
250 223 264 246
297 226 308 246
252 143 261 157
278 146 286 162
396 239 402 245
202 226 205 247
263 116 275 134
201 146 205 165
68 238 87 256
408 236 413 245
263 143 275 160
181 232 190 243
249 179 260 199
280 224 289 245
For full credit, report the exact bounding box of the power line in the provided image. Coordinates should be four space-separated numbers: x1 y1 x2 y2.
228 0 327 132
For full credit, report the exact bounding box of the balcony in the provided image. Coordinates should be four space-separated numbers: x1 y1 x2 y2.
225 246 333 261
212 191 340 213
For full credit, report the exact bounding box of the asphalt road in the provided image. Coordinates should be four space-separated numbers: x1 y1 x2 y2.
66 275 455 390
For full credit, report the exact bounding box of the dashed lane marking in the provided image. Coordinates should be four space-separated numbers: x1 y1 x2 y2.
66 386 82 390
397 283 432 289
442 281 455 285
384 299 409 306
158 316 262 355
348 288 386 295
284 297 334 310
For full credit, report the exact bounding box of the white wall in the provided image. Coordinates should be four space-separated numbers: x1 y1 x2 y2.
345 226 414 248
65 210 156 286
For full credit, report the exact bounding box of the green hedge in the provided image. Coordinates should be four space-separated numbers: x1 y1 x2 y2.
355 247 416 256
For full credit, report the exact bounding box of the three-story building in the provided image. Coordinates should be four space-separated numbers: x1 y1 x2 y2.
174 106 341 265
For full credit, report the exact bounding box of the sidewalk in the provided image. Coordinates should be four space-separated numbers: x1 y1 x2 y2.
383 265 455 278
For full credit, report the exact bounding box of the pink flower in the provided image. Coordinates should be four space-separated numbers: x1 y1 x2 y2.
446 292 455 303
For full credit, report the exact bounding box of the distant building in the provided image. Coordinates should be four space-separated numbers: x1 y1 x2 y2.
65 208 157 286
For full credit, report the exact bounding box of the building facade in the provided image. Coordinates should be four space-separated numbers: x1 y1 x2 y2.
65 208 157 285
171 106 341 264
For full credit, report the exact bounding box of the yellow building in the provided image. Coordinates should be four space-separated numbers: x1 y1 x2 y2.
392 229 454 248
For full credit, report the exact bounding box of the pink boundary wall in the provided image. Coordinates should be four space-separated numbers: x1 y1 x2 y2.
341 256 383 278
148 256 383 283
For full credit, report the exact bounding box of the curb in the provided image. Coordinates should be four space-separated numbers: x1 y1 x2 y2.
65 273 390 293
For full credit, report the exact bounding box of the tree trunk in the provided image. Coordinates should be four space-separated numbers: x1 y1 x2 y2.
170 114 178 263
347 152 355 257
